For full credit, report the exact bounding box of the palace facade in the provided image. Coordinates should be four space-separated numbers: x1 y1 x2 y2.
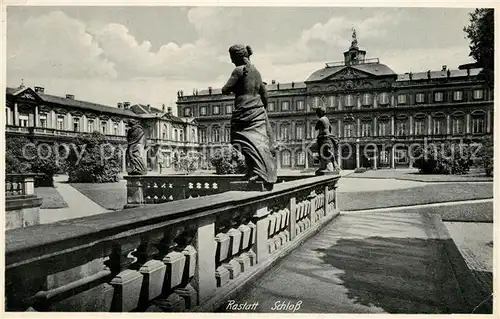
5 86 198 172
176 34 494 170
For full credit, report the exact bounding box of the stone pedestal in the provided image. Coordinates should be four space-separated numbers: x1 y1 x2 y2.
163 252 186 290
110 269 143 312
253 207 271 264
125 178 144 208
139 260 166 302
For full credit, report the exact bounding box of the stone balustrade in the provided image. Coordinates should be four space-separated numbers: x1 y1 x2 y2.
124 174 310 207
5 174 42 230
6 174 340 312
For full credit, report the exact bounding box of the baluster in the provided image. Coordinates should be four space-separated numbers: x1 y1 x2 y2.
236 213 252 271
223 212 243 279
107 236 143 312
150 227 187 312
174 227 198 309
288 197 298 241
130 231 166 309
192 215 216 304
267 209 277 253
251 205 271 264
214 218 231 287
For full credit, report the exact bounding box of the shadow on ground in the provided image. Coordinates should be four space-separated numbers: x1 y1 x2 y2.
314 236 492 314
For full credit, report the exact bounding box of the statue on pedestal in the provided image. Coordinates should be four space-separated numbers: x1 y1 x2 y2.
221 44 277 191
314 106 340 175
126 119 147 176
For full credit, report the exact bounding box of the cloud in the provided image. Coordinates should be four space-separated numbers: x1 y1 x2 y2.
7 11 117 79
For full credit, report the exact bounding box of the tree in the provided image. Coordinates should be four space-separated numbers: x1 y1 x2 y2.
478 136 493 176
464 8 494 86
412 142 473 175
67 132 122 183
172 151 203 174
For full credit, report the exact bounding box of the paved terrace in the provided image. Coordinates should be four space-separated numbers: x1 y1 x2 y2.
220 211 491 313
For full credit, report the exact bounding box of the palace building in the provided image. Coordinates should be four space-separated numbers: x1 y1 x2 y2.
5 86 198 172
176 31 494 170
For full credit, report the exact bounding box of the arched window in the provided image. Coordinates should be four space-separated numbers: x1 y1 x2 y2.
212 126 220 143
379 92 390 105
296 151 305 166
224 126 231 142
199 127 207 143
414 114 426 136
396 116 409 136
343 120 354 137
362 93 372 106
280 123 290 141
361 119 372 137
452 113 465 135
281 151 291 166
378 117 390 136
432 113 446 135
191 128 196 142
179 129 184 142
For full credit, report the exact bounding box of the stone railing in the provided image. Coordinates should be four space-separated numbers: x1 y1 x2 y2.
124 174 310 207
5 174 43 230
5 174 340 312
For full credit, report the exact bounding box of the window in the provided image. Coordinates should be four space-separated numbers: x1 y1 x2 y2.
179 130 184 142
212 126 220 143
268 102 275 112
361 121 372 137
184 107 191 117
281 101 290 111
101 123 107 134
434 92 444 102
57 117 64 130
88 120 94 133
174 129 178 141
395 149 408 164
297 151 305 166
453 91 463 101
191 128 196 142
472 115 485 134
432 117 445 135
328 96 336 108
380 151 389 165
452 117 464 135
396 121 407 136
162 125 168 140
473 89 484 100
199 128 207 143
224 126 230 142
343 122 354 137
200 106 207 116
73 118 80 132
344 95 354 108
296 100 305 111
313 96 320 108
378 120 389 136
281 151 291 166
296 125 304 140
416 93 425 103
397 94 407 105
113 123 119 135
280 124 290 141
213 105 220 115
19 115 29 127
362 94 372 106
414 119 425 135
39 115 47 128
379 92 389 105
225 104 232 114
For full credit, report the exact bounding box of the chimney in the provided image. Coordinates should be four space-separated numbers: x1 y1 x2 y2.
447 69 451 78
147 104 151 112
409 72 413 80
277 83 280 90
167 107 172 115
442 65 447 71
34 86 45 93
427 70 431 80
117 102 123 109
123 102 131 110
162 104 166 113
65 94 74 100
467 68 471 77
291 81 295 88
271 80 276 84
208 87 212 95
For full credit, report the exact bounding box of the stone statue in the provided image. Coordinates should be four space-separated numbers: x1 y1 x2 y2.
314 106 340 175
126 119 147 175
221 44 277 191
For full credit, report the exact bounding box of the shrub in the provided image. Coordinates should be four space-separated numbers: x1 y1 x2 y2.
67 132 122 183
412 142 473 175
354 167 367 173
210 146 247 175
172 151 203 174
478 136 493 177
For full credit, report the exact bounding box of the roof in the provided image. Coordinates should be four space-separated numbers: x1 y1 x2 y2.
6 86 137 117
396 68 482 81
305 62 396 82
195 81 306 96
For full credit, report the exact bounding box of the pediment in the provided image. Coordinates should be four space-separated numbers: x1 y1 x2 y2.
324 67 371 81
12 88 43 103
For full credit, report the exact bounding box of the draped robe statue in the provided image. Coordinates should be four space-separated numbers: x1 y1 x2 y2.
126 120 147 175
315 107 340 175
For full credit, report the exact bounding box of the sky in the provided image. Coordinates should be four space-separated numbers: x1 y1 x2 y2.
6 6 477 113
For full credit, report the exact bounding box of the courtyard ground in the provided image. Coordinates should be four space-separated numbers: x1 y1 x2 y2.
344 167 493 182
34 186 68 209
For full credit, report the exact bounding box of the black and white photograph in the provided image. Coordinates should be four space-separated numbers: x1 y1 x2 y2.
2 2 496 315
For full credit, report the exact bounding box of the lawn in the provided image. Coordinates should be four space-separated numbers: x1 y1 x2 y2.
338 183 493 211
345 168 493 183
34 187 68 209
70 181 126 211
